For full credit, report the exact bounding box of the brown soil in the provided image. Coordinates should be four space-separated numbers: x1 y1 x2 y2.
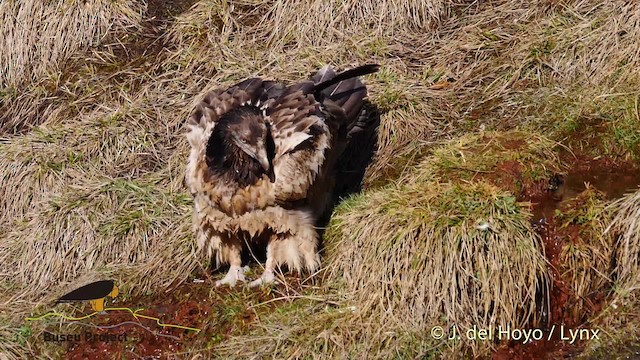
62 275 290 359
530 156 640 222
493 154 640 360
64 281 209 359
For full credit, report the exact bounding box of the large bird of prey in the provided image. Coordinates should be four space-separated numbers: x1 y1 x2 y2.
185 64 379 287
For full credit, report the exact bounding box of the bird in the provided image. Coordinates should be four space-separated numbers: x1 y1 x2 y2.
185 64 379 287
55 280 119 312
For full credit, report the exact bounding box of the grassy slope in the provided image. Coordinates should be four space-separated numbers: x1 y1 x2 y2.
1 0 640 359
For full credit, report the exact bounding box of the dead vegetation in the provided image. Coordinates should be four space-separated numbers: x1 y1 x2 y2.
555 186 616 322
1 0 640 358
0 0 145 133
324 179 548 357
607 189 640 299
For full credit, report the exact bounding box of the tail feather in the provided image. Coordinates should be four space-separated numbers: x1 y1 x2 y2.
311 64 379 124
312 64 379 96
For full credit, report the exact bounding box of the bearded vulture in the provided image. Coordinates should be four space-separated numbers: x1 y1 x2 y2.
185 64 379 287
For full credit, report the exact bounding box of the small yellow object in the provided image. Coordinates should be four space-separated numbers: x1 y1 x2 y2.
109 284 119 298
89 298 105 312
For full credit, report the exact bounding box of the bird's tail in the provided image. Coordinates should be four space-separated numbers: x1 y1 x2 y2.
311 64 379 122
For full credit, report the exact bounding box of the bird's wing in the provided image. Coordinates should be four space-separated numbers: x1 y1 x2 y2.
186 78 266 150
265 65 379 203
265 82 329 202
267 81 323 160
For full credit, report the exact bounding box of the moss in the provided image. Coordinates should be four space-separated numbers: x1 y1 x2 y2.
396 130 563 196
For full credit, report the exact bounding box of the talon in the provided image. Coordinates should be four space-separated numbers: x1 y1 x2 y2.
215 265 246 287
248 270 275 288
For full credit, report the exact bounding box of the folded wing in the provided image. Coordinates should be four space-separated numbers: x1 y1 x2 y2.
266 64 379 204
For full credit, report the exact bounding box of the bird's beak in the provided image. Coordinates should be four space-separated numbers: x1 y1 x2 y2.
110 284 119 298
258 154 270 173
257 152 276 183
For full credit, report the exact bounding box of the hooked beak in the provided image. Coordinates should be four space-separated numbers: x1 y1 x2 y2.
257 149 275 183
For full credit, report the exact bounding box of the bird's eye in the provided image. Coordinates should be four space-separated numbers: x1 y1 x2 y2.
241 139 247 144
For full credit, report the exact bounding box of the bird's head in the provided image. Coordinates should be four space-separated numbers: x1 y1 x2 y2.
210 106 276 182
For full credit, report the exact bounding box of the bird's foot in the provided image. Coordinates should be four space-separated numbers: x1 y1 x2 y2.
215 265 247 287
248 270 275 288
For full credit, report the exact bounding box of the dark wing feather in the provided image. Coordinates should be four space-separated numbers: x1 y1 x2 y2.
311 65 373 124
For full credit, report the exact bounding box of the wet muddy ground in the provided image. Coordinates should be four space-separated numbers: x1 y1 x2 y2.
64 281 214 359
62 274 303 359
493 155 640 359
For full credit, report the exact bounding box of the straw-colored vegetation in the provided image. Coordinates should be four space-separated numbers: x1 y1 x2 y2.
0 0 144 133
325 179 548 354
555 187 616 321
607 190 640 299
2 0 640 358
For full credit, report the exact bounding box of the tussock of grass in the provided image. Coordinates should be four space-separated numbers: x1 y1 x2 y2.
573 188 640 358
0 0 144 133
324 179 548 354
170 0 459 49
0 0 142 88
606 188 640 298
555 186 615 320
0 173 198 303
213 288 454 359
0 107 185 232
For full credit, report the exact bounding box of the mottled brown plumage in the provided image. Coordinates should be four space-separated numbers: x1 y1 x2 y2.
185 64 379 287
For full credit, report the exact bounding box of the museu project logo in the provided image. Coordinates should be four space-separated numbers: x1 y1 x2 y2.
25 279 201 344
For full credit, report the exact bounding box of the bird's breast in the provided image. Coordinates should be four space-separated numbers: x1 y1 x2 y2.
201 175 275 217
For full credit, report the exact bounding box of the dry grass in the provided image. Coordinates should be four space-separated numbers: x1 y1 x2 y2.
607 188 640 298
555 186 616 320
0 0 142 87
213 297 452 359
0 173 196 296
2 0 640 358
360 0 640 188
0 325 32 360
324 178 548 356
0 0 144 133
170 0 463 48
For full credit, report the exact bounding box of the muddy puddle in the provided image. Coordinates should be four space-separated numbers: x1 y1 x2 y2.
531 158 640 222
495 157 640 360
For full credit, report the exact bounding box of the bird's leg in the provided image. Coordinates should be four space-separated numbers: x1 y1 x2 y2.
249 241 276 288
215 246 246 287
